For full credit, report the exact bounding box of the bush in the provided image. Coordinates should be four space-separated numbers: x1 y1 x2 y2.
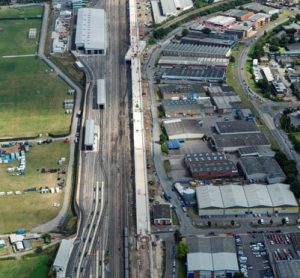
161 143 169 154
35 246 43 254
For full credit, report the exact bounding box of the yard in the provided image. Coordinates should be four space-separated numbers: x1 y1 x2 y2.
0 141 69 233
0 244 57 278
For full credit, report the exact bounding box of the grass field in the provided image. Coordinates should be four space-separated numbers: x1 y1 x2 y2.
0 245 57 278
0 19 41 56
0 6 43 19
0 141 69 233
0 57 72 138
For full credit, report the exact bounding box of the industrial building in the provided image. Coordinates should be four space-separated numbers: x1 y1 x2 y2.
243 2 279 15
52 239 74 278
239 156 286 184
75 8 106 54
223 9 254 21
225 22 253 39
160 0 193 16
185 152 239 179
238 145 275 158
187 236 239 278
211 95 242 114
276 260 300 278
158 56 229 68
158 83 206 100
237 108 254 121
210 133 270 152
162 99 213 117
196 183 298 216
160 67 226 82
163 43 231 58
205 16 236 29
152 204 172 225
96 79 106 109
181 36 234 48
84 119 95 150
163 119 205 141
271 80 287 96
207 85 236 97
215 120 259 135
249 13 271 29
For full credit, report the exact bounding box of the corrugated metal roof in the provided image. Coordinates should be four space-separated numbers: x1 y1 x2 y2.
244 184 273 207
53 239 74 269
75 8 105 51
196 185 223 209
268 183 298 207
220 184 248 208
187 252 213 271
213 253 239 271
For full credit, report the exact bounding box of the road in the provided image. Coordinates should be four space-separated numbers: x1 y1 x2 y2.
65 0 133 276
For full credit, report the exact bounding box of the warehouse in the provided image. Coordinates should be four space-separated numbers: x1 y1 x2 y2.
196 184 298 216
159 83 206 100
185 152 238 179
237 108 254 121
223 9 254 21
75 8 106 54
84 119 95 150
162 99 213 117
249 13 271 29
196 185 224 216
96 79 105 109
211 95 242 114
181 36 234 48
239 156 286 184
163 43 231 58
53 239 74 278
187 236 239 278
160 0 177 16
158 56 229 68
238 145 275 157
210 133 270 152
220 185 249 215
215 120 259 135
163 119 205 141
276 260 300 278
226 22 253 39
160 67 226 82
268 183 299 213
243 3 279 15
205 16 236 29
244 184 274 215
207 85 236 97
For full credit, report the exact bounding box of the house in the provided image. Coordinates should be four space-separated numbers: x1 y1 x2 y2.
153 204 172 225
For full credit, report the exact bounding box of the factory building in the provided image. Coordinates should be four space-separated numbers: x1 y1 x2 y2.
75 8 106 54
163 43 231 58
84 119 95 150
158 56 229 68
96 79 105 109
187 236 239 278
210 133 270 152
162 99 213 117
239 156 286 184
181 36 235 48
243 2 279 15
223 9 254 21
214 121 259 135
196 184 298 216
163 119 205 141
276 260 300 278
211 95 242 114
249 13 271 29
205 16 236 29
238 145 275 158
159 83 206 100
185 152 239 179
207 85 236 97
160 67 226 82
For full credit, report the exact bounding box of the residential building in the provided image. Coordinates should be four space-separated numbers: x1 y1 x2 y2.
152 204 172 225
239 156 286 184
187 236 239 278
210 133 270 152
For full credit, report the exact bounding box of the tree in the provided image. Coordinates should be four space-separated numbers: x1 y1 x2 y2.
176 242 188 260
231 220 235 226
202 28 211 34
229 56 235 63
161 143 169 154
258 219 262 225
271 14 279 21
270 219 273 225
159 133 168 143
42 233 51 244
269 45 279 52
35 246 43 254
295 13 300 22
181 29 189 37
282 218 287 225
207 221 212 227
174 229 183 244
233 272 245 278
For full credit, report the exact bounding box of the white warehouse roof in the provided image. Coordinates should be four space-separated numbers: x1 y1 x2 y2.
188 252 213 271
196 185 223 209
268 183 298 207
243 184 273 207
219 184 248 208
160 0 177 16
213 253 239 271
206 16 236 26
75 8 105 51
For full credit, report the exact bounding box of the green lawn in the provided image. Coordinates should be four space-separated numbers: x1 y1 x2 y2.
292 133 300 142
0 19 41 56
0 245 57 278
0 57 72 138
0 141 69 233
0 6 43 19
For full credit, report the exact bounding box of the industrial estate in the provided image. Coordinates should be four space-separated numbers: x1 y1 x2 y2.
1 0 300 278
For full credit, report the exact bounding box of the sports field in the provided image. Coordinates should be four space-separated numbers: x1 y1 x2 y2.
0 7 72 138
0 6 43 18
0 141 69 233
